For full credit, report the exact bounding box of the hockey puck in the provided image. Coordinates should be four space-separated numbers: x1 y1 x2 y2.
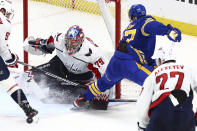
26 117 33 124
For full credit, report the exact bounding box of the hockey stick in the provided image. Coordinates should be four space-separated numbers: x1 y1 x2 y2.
18 61 86 89
108 99 137 102
18 61 137 102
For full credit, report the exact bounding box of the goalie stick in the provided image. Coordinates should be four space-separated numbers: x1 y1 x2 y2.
18 61 85 88
18 61 137 102
109 99 136 102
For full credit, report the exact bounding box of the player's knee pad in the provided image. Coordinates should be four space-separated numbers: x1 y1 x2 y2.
0 75 20 95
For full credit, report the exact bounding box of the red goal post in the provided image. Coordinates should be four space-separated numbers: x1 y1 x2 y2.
23 0 139 99
108 0 121 99
23 0 28 71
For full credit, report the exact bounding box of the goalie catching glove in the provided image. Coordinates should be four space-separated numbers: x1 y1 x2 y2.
23 36 55 55
5 53 19 68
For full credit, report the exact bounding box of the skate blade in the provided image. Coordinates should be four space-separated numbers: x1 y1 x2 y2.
70 106 89 111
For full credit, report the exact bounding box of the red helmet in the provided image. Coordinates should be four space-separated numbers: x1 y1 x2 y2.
65 25 85 55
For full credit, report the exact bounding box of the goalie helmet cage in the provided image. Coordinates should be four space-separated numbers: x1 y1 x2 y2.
23 0 141 100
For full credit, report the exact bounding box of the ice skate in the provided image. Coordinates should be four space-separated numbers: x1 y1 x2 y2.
73 95 90 109
20 101 38 119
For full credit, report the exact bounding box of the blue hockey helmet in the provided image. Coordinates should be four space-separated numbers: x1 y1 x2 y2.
65 25 84 55
128 4 146 20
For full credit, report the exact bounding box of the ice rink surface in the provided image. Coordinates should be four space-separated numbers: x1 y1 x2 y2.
0 0 197 131
0 91 138 131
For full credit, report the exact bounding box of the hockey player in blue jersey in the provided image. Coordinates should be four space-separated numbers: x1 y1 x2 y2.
73 4 182 108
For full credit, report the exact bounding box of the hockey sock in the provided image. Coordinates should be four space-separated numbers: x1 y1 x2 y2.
11 89 28 105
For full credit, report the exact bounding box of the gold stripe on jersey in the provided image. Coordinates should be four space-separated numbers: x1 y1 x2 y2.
130 45 147 64
105 73 111 82
136 62 151 75
141 18 155 36
89 82 101 96
127 24 134 30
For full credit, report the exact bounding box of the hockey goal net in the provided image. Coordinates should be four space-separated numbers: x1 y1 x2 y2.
22 0 141 100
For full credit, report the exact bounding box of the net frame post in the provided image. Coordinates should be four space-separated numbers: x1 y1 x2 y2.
23 0 28 71
110 0 121 99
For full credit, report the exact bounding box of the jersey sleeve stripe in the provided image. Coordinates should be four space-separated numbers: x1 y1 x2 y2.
136 62 152 75
130 45 147 64
148 91 171 117
88 82 101 96
141 18 155 36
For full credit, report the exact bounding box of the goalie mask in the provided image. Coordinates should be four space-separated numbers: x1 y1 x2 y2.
65 25 85 55
0 0 14 21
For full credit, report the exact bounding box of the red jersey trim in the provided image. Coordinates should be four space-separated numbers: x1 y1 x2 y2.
148 91 171 117
7 84 18 92
87 63 101 79
48 36 55 45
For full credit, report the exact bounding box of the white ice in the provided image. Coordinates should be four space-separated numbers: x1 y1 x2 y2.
0 0 197 131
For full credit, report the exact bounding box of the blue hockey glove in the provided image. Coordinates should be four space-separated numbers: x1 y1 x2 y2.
5 53 19 68
167 24 181 42
137 122 146 131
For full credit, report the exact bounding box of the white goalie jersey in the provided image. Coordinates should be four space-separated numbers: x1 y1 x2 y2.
54 33 108 77
0 12 12 61
136 62 197 128
24 33 108 79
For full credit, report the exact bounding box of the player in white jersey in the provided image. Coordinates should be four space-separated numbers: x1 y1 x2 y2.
0 0 38 120
136 46 197 131
23 25 109 109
